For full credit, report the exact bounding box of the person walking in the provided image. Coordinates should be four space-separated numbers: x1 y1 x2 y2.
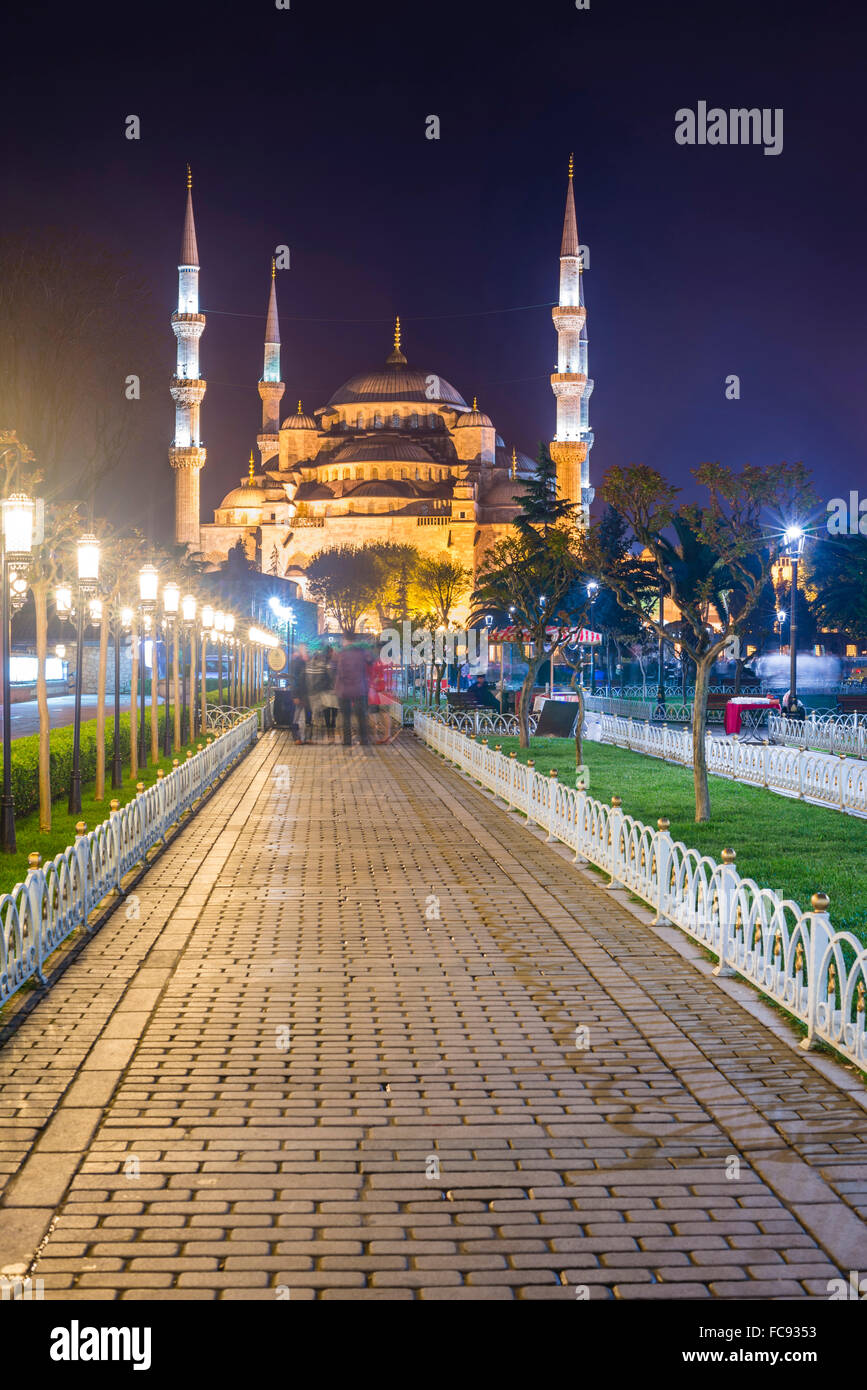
288 644 312 743
335 631 372 746
309 643 338 742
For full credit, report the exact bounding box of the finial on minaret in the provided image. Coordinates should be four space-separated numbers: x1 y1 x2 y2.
386 314 407 366
511 446 517 479
271 257 276 279
568 152 574 180
247 451 255 485
187 163 192 190
297 400 303 414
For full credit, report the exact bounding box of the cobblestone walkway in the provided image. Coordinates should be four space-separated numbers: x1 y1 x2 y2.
1 729 866 1300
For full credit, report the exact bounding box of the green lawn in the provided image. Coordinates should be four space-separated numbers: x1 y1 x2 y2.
491 735 867 939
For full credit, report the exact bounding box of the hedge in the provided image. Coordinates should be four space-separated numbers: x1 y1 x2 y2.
0 707 175 819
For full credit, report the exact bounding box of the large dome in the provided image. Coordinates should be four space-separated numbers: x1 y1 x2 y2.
327 359 467 409
332 437 435 465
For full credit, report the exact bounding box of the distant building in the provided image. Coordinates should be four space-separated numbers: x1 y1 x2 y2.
169 161 596 622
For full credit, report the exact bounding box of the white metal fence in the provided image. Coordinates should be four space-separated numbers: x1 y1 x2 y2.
596 714 867 818
768 711 867 760
415 712 867 1069
0 713 259 1007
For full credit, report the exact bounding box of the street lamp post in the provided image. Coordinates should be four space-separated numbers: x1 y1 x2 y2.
586 582 599 696
200 605 214 731
162 581 179 757
138 564 158 769
784 525 805 707
68 533 100 814
113 607 133 787
656 579 666 712
182 594 196 742
225 613 236 705
214 611 225 704
0 493 37 852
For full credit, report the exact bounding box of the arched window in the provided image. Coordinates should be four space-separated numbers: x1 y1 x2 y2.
374 413 383 428
429 413 437 428
385 468 393 480
356 413 364 429
401 468 408 480
371 467 379 479
427 467 432 479
415 468 420 480
342 468 350 480
391 412 400 429
410 413 419 429
355 467 363 479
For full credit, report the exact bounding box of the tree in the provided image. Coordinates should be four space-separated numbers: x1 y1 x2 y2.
410 556 471 705
595 461 814 822
306 545 381 634
513 442 577 542
475 447 585 745
371 542 420 628
805 534 867 645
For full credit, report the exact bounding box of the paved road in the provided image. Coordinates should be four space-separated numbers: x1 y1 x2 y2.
0 729 864 1299
8 694 163 739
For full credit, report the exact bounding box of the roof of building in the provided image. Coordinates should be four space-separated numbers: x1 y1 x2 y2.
283 400 317 429
219 485 267 509
326 349 467 409
455 397 493 428
349 479 418 498
332 436 436 465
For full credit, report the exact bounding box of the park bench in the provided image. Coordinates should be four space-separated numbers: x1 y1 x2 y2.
837 694 867 717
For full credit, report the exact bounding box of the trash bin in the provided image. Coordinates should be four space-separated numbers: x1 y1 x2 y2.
273 689 295 728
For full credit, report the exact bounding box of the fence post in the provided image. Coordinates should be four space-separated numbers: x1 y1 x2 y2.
797 745 806 799
547 769 559 841
26 853 46 984
652 817 673 924
839 752 847 811
606 794 624 888
799 892 832 1051
712 848 739 977
75 821 92 929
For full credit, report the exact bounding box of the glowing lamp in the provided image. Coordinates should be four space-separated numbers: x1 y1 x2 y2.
163 580 180 614
182 593 196 622
56 584 73 616
77 533 100 584
138 563 159 604
2 494 35 557
201 604 214 630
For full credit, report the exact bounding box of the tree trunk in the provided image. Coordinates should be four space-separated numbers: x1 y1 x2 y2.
575 684 584 769
516 646 544 749
733 658 743 695
34 581 51 832
95 605 109 800
150 638 159 762
130 617 138 779
692 654 713 823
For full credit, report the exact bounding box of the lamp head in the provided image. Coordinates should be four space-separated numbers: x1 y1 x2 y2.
163 580 180 614
182 593 196 622
138 562 159 604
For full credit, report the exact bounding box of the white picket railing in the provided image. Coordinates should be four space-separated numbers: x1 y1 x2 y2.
415 712 867 1069
595 714 867 818
768 711 867 761
0 714 259 1007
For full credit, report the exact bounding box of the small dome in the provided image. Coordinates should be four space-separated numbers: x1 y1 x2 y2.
455 398 493 428
219 485 267 509
333 436 434 465
283 400 317 430
350 479 417 498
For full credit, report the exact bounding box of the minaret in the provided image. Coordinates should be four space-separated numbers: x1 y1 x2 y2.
258 259 285 468
169 166 207 547
549 153 594 529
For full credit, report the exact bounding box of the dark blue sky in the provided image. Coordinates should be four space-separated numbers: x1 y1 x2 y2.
3 0 865 533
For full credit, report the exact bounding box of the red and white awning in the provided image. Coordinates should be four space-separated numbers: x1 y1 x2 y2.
488 625 602 646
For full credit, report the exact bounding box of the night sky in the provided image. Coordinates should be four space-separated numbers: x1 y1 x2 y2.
3 0 865 534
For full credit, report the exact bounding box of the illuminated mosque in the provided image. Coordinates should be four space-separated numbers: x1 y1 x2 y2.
168 161 595 605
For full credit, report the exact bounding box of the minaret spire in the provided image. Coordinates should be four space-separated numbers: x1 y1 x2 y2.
258 260 285 467
386 315 407 366
169 166 207 547
549 154 594 529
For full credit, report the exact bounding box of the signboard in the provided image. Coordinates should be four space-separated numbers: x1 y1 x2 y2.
534 699 579 738
267 647 288 673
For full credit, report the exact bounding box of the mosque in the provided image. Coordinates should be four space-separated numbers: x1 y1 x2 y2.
168 161 595 612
